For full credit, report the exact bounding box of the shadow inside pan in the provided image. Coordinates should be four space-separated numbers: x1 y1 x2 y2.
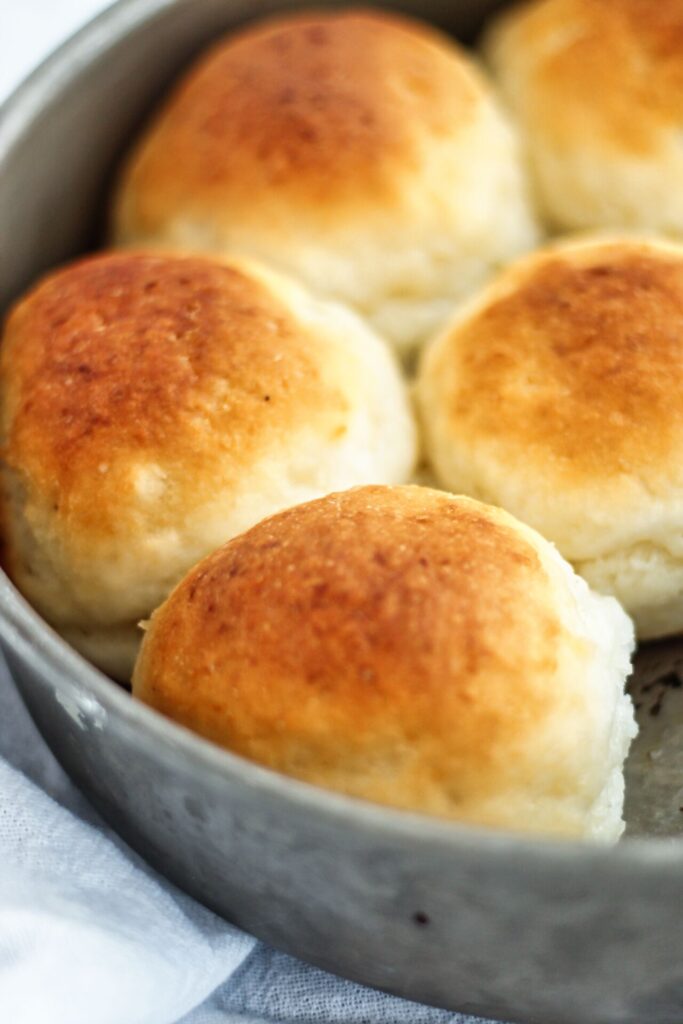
625 641 683 837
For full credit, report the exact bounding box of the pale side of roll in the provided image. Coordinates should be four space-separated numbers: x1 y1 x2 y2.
484 0 683 236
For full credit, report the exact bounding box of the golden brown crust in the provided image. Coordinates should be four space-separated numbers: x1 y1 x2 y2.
114 8 479 235
133 486 583 819
495 0 683 155
427 242 683 485
0 251 346 545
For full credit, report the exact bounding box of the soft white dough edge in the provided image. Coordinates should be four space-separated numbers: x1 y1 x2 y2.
545 539 637 842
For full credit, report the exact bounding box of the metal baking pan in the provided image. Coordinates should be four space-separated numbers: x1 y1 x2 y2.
2 2 683 1022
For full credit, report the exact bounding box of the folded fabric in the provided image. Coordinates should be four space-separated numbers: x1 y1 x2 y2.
0 659 255 1024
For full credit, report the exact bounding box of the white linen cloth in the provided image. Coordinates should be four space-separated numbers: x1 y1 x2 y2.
0 4 495 1021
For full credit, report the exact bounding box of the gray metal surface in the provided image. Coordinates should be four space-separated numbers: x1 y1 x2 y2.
2 2 683 1022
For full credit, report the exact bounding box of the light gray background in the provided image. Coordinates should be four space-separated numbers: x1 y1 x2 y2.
1 0 115 103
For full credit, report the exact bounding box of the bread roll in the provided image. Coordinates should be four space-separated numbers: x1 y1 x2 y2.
418 235 683 639
484 0 683 235
134 485 636 841
113 9 539 358
0 252 415 679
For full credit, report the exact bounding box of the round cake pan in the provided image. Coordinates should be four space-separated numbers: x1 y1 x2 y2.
2 3 683 1023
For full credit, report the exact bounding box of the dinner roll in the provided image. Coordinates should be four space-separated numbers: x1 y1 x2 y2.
484 0 683 235
133 485 636 841
0 252 415 680
112 9 539 358
417 235 683 639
